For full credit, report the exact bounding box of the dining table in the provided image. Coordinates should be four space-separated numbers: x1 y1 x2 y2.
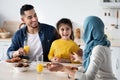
0 61 80 80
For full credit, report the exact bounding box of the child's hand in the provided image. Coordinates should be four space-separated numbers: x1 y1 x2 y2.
51 57 71 63
70 52 82 63
51 57 61 62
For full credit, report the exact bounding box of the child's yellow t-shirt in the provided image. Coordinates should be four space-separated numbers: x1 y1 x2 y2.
48 39 80 62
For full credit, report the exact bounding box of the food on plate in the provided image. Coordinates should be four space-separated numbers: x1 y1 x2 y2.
15 62 29 67
46 63 78 71
6 57 28 63
6 57 30 72
21 59 28 63
6 57 22 63
14 63 30 72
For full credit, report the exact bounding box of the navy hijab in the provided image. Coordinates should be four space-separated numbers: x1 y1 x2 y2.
83 16 110 71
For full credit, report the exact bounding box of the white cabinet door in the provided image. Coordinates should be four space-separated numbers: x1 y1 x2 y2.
110 47 120 80
118 48 120 80
100 0 120 8
0 41 11 61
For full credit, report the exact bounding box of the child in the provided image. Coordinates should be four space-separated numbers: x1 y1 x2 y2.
48 18 82 63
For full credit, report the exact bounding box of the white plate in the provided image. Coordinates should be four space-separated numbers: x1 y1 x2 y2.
14 66 29 72
5 61 17 66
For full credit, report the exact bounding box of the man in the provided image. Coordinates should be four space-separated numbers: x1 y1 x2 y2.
7 4 59 61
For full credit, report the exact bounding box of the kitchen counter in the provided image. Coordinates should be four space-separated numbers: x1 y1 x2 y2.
0 38 11 42
0 38 11 60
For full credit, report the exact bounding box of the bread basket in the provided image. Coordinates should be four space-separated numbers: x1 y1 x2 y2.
0 32 11 38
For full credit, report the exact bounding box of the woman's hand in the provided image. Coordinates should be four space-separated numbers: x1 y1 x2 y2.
47 62 76 78
13 48 26 57
47 62 64 72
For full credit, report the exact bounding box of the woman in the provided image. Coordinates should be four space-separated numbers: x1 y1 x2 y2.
47 16 117 80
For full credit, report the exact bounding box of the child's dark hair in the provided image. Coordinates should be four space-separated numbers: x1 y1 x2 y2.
20 4 34 15
56 18 74 40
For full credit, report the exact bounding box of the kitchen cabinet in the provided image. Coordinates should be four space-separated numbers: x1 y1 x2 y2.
110 46 120 80
0 39 11 61
100 0 120 8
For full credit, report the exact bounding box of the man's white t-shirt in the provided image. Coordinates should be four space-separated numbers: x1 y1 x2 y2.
27 33 43 61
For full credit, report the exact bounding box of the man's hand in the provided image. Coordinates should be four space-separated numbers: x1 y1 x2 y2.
13 48 26 57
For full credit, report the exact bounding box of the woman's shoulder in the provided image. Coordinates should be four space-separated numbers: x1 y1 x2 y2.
92 45 111 57
93 45 110 51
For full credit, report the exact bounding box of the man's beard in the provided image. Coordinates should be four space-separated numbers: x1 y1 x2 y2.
31 23 38 29
31 26 38 29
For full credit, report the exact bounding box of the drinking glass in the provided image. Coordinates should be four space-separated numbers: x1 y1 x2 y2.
36 54 44 74
24 46 29 55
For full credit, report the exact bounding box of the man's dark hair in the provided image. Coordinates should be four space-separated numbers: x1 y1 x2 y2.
20 4 34 15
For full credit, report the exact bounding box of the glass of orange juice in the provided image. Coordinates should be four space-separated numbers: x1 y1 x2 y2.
36 54 44 74
24 46 29 55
